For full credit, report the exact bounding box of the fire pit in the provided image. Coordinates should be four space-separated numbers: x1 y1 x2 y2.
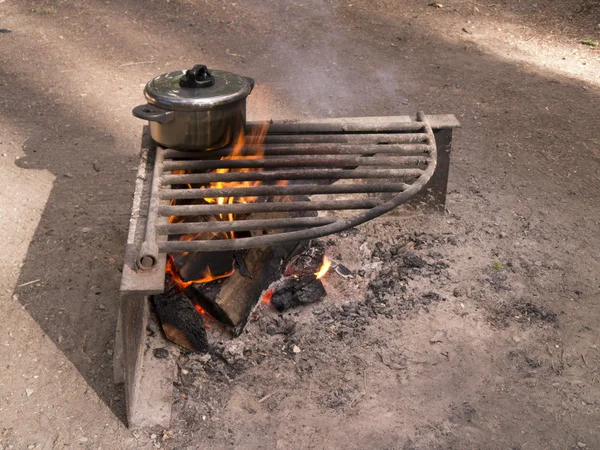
114 64 459 429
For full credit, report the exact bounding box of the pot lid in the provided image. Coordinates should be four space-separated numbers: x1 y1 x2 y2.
144 65 254 111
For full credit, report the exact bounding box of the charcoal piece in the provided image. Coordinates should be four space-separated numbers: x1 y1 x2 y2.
151 292 209 353
402 252 427 268
334 262 354 279
270 274 327 312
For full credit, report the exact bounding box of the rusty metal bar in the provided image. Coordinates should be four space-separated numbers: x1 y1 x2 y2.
162 143 431 159
158 216 337 234
250 121 427 135
161 168 424 185
136 148 164 271
159 198 381 216
261 133 429 144
161 182 408 200
163 155 428 171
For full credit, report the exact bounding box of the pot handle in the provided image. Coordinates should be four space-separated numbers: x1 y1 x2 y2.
244 76 255 92
132 104 174 124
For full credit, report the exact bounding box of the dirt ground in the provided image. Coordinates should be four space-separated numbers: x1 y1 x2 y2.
1 0 599 449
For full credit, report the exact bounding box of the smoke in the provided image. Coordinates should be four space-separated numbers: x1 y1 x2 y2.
244 0 410 119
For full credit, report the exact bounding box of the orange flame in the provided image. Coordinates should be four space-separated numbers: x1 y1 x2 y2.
165 123 289 292
202 123 271 213
315 256 332 280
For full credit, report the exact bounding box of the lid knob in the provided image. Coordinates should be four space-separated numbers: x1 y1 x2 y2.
179 65 215 88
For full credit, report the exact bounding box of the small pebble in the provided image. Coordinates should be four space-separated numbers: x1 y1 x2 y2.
63 173 73 178
82 227 91 233
150 434 157 440
153 348 169 359
25 388 34 397
1 153 6 157
292 345 301 353
512 336 521 343
577 443 586 448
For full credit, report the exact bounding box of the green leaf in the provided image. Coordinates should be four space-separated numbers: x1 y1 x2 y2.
492 262 504 271
581 39 599 47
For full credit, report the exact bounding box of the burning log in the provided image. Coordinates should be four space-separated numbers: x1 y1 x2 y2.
184 239 310 328
151 291 209 353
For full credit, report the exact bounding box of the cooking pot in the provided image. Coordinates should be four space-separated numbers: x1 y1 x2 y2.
133 65 254 150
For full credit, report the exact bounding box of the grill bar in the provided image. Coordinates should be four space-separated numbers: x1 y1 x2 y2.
163 155 423 171
159 199 382 216
136 148 164 270
159 216 337 234
162 168 423 185
161 182 408 200
260 133 428 144
163 143 431 159
253 120 427 134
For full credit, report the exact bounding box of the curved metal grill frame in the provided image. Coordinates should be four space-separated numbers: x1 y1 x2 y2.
136 112 438 269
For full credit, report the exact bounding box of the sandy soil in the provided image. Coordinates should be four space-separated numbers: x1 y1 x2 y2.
0 0 599 449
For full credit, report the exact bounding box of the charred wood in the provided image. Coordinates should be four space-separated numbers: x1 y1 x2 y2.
270 274 326 312
151 292 209 353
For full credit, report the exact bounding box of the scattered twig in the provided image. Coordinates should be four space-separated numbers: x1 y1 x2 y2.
258 388 281 403
582 354 589 367
363 369 367 392
17 279 41 288
348 391 365 408
225 49 243 57
120 61 154 67
468 1 496 7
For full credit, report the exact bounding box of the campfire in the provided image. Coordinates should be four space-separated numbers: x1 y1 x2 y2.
118 64 458 429
152 124 334 352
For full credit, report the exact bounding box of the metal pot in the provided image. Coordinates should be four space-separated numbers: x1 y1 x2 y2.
133 65 254 150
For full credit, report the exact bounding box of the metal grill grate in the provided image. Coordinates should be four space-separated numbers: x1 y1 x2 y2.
136 112 438 269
